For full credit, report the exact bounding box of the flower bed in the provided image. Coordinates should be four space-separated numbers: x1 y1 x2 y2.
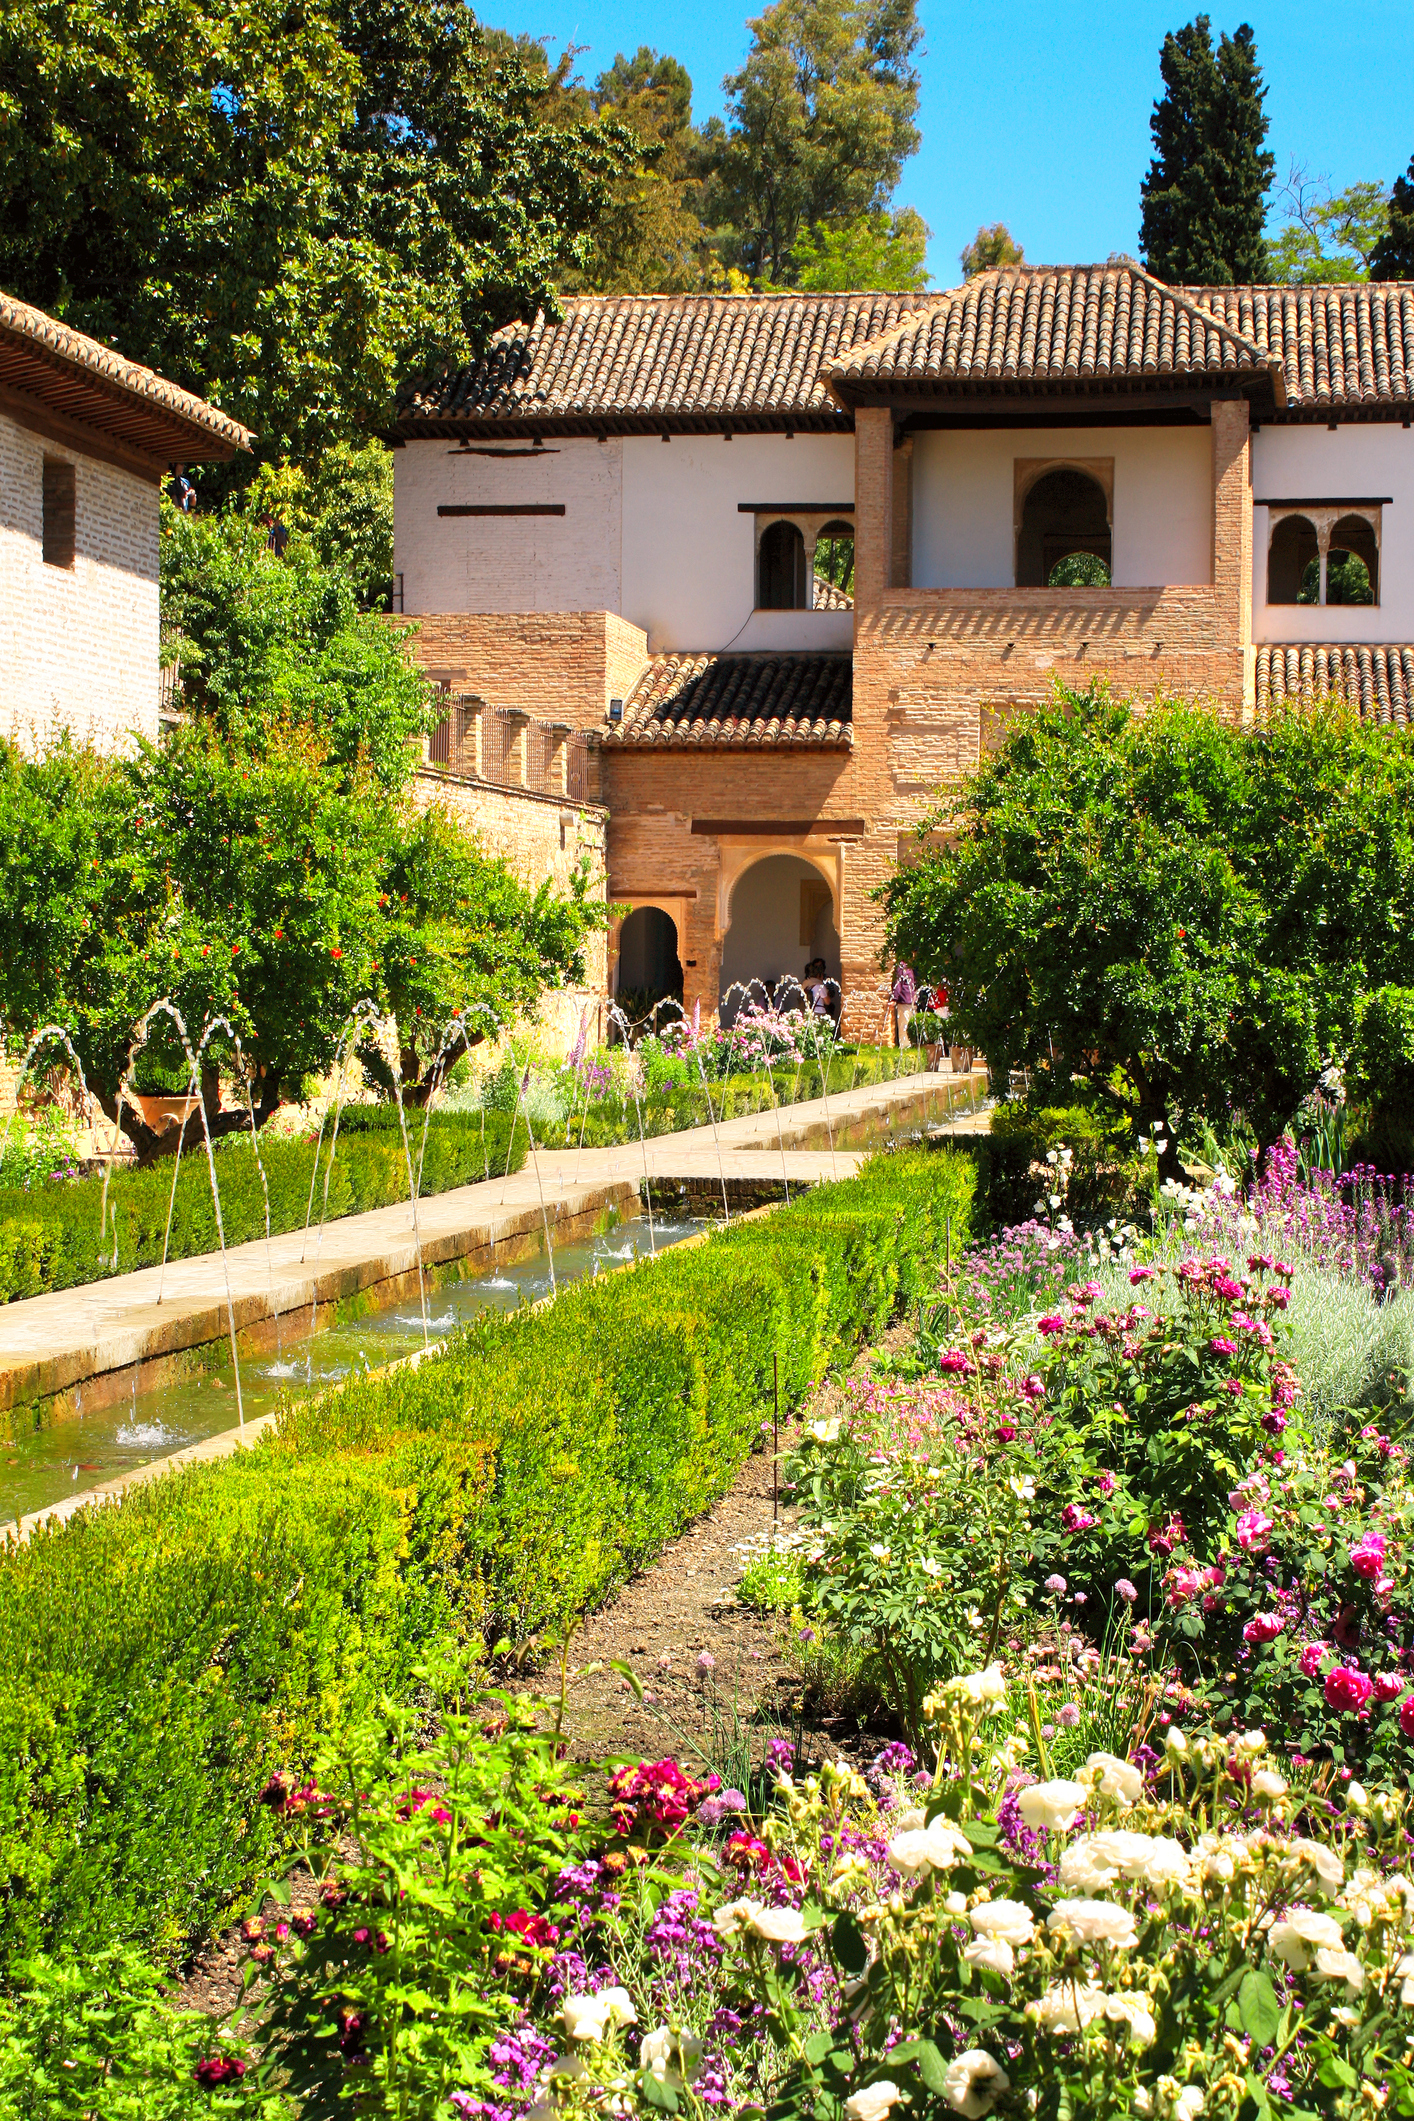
0 1108 528 1304
0 1145 974 1973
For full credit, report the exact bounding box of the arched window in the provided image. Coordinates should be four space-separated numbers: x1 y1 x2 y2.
1268 514 1319 605
1016 467 1111 588
616 906 682 1000
812 519 854 607
758 519 807 610
1328 515 1378 604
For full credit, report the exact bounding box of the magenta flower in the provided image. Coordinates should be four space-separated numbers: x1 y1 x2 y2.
1401 1696 1414 1740
1093 1469 1116 1497
1242 1613 1284 1644
938 1350 970 1374
1299 1641 1329 1678
1324 1665 1375 1714
1375 1672 1404 1703
1209 1336 1240 1358
194 2057 247 2087
1351 1533 1387 1581
1234 1509 1273 1553
1214 1275 1245 1301
1062 1503 1097 1533
1037 1313 1067 1337
1019 1374 1045 1401
1166 1565 1207 1607
1129 1267 1158 1283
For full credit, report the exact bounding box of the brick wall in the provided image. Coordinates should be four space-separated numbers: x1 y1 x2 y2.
0 412 159 754
395 610 650 733
412 769 610 1049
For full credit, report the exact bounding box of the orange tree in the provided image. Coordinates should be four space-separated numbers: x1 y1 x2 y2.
879 686 1414 1147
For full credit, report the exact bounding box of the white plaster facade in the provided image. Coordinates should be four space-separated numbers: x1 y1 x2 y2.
910 425 1215 590
1250 422 1414 642
394 431 855 654
0 413 160 754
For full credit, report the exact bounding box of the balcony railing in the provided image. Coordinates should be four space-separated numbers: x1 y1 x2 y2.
423 694 598 803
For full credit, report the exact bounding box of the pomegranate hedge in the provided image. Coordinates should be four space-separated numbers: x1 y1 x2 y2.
0 1145 975 1969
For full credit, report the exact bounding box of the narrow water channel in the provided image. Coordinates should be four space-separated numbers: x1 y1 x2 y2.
2 1206 714 1526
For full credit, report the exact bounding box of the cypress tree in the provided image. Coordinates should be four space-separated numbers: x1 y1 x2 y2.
1370 155 1414 278
1140 15 1274 285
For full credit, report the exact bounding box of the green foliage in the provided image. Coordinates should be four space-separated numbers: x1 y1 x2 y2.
0 1111 526 1304
1140 14 1274 285
1371 152 1414 278
235 441 395 611
707 0 923 285
960 221 1024 275
1048 550 1111 587
790 207 930 292
0 0 637 465
0 1148 975 1967
985 1094 1139 1226
879 689 1414 1144
568 45 725 294
1267 175 1391 283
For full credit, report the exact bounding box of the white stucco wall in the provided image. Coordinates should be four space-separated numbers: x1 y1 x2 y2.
0 414 159 754
621 433 855 653
1250 423 1414 642
911 425 1214 589
395 437 624 615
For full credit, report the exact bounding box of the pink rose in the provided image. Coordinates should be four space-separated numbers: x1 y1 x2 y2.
1401 1696 1414 1741
1375 1672 1404 1703
1214 1275 1244 1301
1243 1613 1284 1644
1324 1666 1375 1714
1037 1314 1066 1337
1167 1566 1207 1608
1299 1642 1329 1678
1129 1267 1158 1283
1019 1374 1045 1402
1235 1509 1274 1553
1351 1534 1387 1581
1062 1503 1097 1533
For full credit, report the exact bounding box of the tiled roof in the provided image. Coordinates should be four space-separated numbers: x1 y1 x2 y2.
0 289 253 463
1191 284 1414 415
607 652 853 747
830 261 1282 404
396 294 936 435
811 574 853 611
1255 644 1414 725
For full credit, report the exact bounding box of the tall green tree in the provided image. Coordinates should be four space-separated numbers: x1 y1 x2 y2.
1267 169 1390 283
707 0 923 285
1140 15 1273 285
0 0 636 466
1370 153 1414 278
572 47 726 292
791 207 929 290
960 222 1024 276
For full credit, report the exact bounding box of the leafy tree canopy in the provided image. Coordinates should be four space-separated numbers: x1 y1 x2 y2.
1140 15 1273 285
0 0 638 466
1370 153 1414 279
960 222 1024 276
1266 169 1390 283
707 0 923 285
879 687 1414 1146
790 207 929 290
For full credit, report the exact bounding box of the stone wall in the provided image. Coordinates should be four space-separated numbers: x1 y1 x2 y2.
396 609 649 733
412 768 610 1051
0 412 159 754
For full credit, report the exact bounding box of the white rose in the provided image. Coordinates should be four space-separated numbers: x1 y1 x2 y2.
1173 2088 1205 2121
1102 1992 1157 2047
969 1899 1036 1947
808 1418 841 1443
1029 1981 1106 2033
639 2027 704 2086
561 1988 637 2042
844 2081 905 2121
1232 1729 1267 1757
963 1934 1014 1977
944 1890 969 1916
1083 1752 1145 1803
1059 1831 1155 1891
745 1903 808 1944
887 1822 973 1878
1047 1898 1140 1948
943 2050 1010 2119
1313 1945 1365 1993
946 1662 1007 1704
1267 1908 1345 1971
1017 1779 1088 1833
1396 1951 1414 2007
1251 1769 1288 1800
894 1807 928 1834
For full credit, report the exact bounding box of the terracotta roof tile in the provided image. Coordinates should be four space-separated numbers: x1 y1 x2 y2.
0 288 253 461
1190 284 1414 413
1255 643 1414 725
397 293 937 434
830 261 1282 402
607 652 852 747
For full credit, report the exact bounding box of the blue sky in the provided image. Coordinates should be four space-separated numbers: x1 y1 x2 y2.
490 0 1414 284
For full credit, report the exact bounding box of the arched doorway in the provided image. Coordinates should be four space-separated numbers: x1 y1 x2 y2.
616 906 683 1003
758 519 808 609
720 853 840 1016
1016 466 1112 587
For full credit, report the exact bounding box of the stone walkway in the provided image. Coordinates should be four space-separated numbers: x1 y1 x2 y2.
0 1066 987 1419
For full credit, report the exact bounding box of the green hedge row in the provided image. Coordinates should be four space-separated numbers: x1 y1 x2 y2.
559 1046 938 1146
0 1109 527 1305
0 1146 975 1967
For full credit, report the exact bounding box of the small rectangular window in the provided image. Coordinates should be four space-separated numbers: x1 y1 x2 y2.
42 458 76 569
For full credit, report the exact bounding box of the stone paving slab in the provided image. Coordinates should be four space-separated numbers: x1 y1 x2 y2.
0 1066 988 1415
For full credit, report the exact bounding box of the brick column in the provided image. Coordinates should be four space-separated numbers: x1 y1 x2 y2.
1212 397 1254 716
890 435 914 590
853 406 895 610
504 710 529 788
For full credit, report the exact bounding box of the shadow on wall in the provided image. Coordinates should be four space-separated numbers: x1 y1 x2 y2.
617 905 683 998
720 853 839 1015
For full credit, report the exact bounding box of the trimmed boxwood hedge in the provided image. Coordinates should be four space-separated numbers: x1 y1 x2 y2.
0 1146 975 1967
0 1109 527 1305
